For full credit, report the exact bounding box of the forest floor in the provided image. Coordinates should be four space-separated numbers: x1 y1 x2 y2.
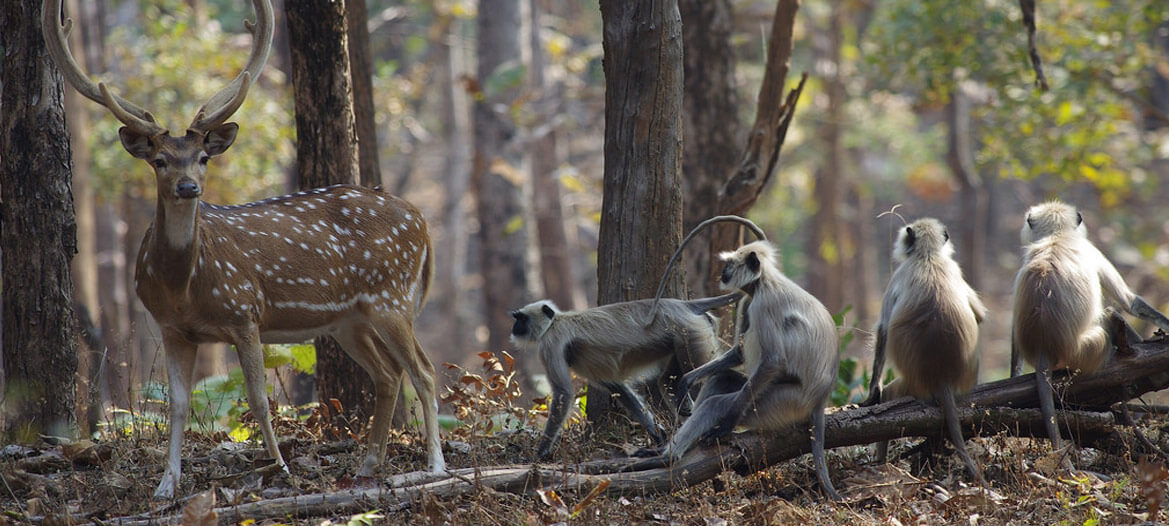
3 401 1169 526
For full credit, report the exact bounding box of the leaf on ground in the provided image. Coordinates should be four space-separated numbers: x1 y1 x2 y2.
841 464 927 503
180 490 217 526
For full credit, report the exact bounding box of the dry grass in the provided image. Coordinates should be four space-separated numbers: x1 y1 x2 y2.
4 360 1169 525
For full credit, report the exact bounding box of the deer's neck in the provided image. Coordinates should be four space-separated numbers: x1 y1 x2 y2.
143 197 204 290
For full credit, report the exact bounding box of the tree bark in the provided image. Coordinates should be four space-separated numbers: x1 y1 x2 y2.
592 0 685 421
285 1 375 420
679 0 740 297
1 0 79 440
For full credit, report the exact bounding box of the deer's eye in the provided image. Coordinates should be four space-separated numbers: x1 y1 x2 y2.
199 155 210 166
151 159 167 169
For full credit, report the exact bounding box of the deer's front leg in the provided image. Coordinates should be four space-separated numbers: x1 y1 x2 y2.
233 328 288 474
154 331 198 500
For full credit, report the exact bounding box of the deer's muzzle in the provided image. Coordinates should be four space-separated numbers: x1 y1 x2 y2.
175 178 202 199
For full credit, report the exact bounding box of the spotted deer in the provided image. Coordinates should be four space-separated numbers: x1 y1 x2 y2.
43 0 446 499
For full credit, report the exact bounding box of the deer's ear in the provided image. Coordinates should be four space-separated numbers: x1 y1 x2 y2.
118 127 154 159
205 123 239 156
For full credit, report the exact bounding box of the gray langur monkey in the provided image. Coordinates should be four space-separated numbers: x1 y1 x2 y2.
644 241 842 501
862 218 988 486
509 293 742 460
1011 201 1169 448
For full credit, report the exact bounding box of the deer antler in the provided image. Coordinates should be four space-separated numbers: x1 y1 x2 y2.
41 0 166 137
188 0 274 134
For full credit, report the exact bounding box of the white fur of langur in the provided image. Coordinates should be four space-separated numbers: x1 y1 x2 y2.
509 293 741 460
863 218 988 486
659 241 842 501
1011 201 1169 447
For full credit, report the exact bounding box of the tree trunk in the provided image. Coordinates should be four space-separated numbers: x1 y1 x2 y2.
473 0 539 381
347 0 382 188
285 1 375 421
807 8 847 314
1 0 79 440
945 86 986 290
679 0 740 297
592 0 685 421
529 0 583 313
436 13 472 367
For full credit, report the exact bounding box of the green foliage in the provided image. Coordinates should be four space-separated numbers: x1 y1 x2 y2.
865 0 1169 204
264 343 317 375
831 306 866 406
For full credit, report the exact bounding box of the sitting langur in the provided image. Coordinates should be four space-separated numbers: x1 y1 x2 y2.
653 241 842 501
863 218 988 486
510 293 742 460
1011 201 1169 447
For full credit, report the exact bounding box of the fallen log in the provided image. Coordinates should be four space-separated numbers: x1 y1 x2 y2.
98 337 1169 524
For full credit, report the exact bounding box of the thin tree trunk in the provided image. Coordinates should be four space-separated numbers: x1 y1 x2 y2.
285 1 375 420
710 0 801 272
474 0 539 387
1 0 79 439
529 0 582 312
807 8 847 314
592 0 685 421
437 13 472 364
347 0 382 188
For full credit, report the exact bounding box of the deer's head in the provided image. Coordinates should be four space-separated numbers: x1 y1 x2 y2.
42 0 273 203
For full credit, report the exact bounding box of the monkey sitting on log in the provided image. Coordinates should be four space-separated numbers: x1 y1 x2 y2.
640 240 842 501
863 218 988 486
510 293 742 460
1011 201 1169 449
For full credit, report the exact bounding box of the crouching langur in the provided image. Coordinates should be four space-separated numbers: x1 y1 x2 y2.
648 241 842 501
510 293 742 460
1011 201 1169 449
863 218 988 486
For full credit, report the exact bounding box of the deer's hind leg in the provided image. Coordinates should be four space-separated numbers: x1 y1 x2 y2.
371 310 446 474
334 322 404 477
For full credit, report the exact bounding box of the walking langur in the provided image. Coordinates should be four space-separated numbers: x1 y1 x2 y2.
1011 201 1169 447
863 218 988 486
510 293 742 460
644 240 842 501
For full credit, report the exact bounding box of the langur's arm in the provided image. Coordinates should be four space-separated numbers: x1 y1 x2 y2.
536 346 575 459
1098 255 1169 333
675 343 744 409
969 288 988 325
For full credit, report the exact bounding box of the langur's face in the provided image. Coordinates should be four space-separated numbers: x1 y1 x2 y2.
509 302 557 343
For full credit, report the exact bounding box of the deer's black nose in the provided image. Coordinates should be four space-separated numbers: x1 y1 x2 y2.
175 178 202 199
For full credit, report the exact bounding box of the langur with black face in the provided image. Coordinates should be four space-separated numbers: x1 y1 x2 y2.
863 218 988 486
648 240 842 501
509 293 741 460
1011 201 1169 448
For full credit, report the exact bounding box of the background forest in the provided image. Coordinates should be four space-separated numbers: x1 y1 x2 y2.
32 0 1169 414
3 0 1169 523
